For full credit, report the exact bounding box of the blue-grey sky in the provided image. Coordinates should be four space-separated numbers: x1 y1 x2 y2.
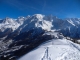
0 0 80 19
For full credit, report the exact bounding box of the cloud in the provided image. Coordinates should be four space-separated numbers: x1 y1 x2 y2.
5 0 40 11
42 0 47 12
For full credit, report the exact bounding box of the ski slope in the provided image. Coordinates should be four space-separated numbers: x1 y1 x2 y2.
19 39 80 60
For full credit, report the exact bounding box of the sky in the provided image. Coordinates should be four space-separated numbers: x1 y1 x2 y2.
0 0 80 19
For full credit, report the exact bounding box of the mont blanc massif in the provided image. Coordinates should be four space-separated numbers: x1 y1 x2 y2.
0 14 80 60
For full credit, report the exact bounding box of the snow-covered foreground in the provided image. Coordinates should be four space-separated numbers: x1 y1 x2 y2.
18 39 80 60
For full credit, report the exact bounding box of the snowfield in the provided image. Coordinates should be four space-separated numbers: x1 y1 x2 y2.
19 39 80 60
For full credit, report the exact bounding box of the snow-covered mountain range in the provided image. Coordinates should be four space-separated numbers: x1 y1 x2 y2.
0 14 80 39
0 14 80 60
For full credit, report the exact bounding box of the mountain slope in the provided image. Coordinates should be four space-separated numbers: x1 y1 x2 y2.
19 38 80 60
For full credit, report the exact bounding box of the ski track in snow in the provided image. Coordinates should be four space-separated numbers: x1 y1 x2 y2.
19 39 80 60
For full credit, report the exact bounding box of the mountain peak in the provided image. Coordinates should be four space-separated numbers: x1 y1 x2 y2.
2 17 14 24
33 14 45 19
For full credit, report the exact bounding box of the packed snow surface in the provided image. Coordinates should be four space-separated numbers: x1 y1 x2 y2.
19 39 80 60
